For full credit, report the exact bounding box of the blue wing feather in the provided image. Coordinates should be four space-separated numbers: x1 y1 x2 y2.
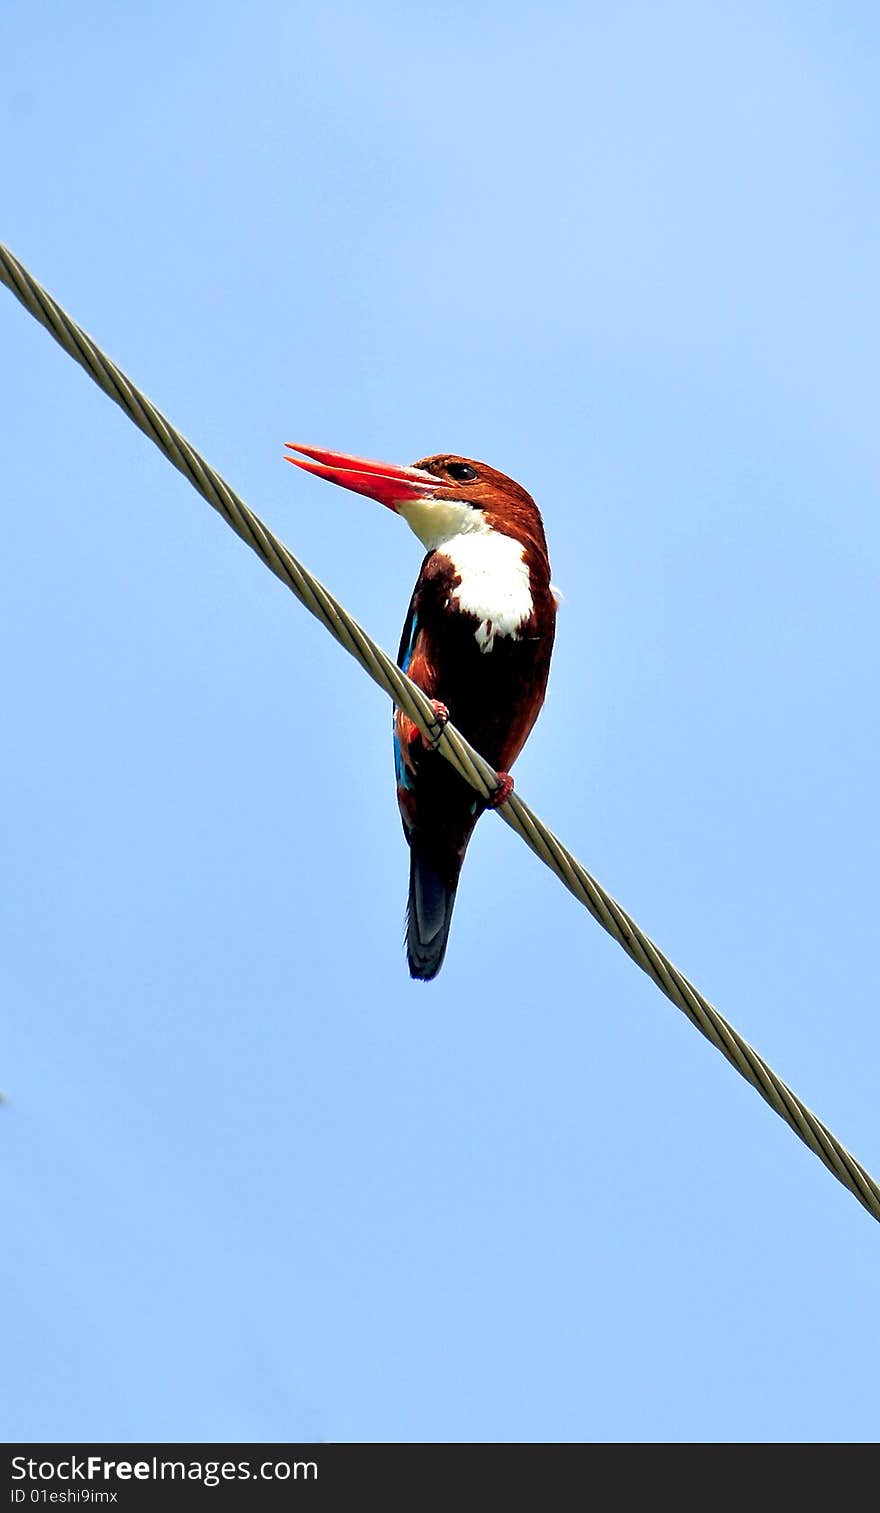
394 604 420 792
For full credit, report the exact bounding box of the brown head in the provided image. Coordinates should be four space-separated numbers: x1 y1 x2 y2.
285 444 550 565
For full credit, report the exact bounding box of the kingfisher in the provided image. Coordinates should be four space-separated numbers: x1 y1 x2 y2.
285 444 557 980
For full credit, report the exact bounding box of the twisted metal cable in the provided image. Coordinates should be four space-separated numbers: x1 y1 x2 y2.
2 238 878 1223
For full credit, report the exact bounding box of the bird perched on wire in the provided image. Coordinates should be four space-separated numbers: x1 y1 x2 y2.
285 445 556 980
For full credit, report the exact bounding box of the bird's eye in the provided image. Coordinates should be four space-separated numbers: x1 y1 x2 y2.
446 462 477 483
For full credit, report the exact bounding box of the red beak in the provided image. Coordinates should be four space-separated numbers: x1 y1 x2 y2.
284 443 439 512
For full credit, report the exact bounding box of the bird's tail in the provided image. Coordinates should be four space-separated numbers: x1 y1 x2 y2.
406 846 459 981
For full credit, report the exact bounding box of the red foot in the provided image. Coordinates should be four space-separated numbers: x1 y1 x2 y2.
421 699 449 751
487 772 514 809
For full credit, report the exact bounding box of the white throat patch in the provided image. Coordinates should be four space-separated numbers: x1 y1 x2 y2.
396 497 486 551
396 498 533 653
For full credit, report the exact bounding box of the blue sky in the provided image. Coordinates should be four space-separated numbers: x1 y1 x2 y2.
1 1 879 1443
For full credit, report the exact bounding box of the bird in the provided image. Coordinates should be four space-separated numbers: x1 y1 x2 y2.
285 444 556 980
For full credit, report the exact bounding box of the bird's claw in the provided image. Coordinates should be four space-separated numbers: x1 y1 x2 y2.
421 700 449 751
487 772 514 809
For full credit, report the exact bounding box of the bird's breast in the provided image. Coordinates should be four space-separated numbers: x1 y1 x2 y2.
438 531 533 654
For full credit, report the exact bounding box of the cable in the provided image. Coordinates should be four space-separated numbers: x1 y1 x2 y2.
2 239 878 1223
